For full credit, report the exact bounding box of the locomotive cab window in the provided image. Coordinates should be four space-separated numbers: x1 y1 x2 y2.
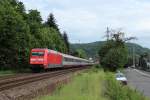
32 52 44 56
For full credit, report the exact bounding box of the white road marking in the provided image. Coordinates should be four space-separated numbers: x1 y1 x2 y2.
134 69 150 78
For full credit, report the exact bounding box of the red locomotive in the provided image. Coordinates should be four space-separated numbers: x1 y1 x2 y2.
30 48 92 72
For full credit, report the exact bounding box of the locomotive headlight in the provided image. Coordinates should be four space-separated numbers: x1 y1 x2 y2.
38 58 44 61
30 58 36 61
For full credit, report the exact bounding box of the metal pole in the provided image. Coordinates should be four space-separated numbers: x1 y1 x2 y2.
133 46 135 68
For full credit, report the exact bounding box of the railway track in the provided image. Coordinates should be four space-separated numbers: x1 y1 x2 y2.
0 67 88 92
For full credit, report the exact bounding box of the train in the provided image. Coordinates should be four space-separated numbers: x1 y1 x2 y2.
30 48 94 72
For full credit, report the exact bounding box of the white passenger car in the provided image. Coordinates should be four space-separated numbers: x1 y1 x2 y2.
116 72 127 85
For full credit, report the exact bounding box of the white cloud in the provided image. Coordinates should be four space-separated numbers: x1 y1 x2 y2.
19 0 150 48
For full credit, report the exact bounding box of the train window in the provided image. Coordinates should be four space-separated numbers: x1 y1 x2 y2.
64 57 70 62
64 57 85 62
75 59 78 62
64 57 67 61
32 52 44 56
71 59 74 62
73 59 76 62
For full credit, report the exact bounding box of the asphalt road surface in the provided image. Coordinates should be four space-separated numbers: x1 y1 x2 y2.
125 68 150 97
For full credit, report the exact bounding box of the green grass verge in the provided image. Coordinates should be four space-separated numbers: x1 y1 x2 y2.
38 68 107 100
0 70 16 76
37 68 149 100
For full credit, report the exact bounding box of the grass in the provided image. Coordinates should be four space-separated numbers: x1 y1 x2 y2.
37 67 149 100
0 70 16 76
0 67 32 76
37 68 107 100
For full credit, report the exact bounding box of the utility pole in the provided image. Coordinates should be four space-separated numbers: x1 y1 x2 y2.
133 46 135 68
78 39 81 48
148 52 150 62
106 27 110 40
131 39 138 68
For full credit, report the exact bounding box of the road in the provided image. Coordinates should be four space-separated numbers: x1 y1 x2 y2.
125 68 150 97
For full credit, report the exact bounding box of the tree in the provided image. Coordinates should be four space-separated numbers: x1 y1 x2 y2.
0 2 31 69
99 28 134 71
72 49 87 58
27 10 42 34
16 2 25 14
101 46 128 71
27 10 42 24
139 53 148 70
45 13 59 31
63 31 70 54
4 0 18 7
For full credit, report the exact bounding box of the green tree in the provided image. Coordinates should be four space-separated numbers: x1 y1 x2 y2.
45 13 59 32
63 31 70 54
16 1 26 19
0 1 31 69
3 0 17 7
27 10 42 34
72 49 87 58
37 27 67 53
101 46 128 71
139 53 148 70
27 10 42 24
99 29 130 71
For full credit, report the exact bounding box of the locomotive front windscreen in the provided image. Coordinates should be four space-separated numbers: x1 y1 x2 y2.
32 52 44 56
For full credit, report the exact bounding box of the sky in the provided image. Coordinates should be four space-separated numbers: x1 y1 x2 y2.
19 0 150 48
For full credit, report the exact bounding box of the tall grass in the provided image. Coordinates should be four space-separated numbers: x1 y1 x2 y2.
38 68 107 100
